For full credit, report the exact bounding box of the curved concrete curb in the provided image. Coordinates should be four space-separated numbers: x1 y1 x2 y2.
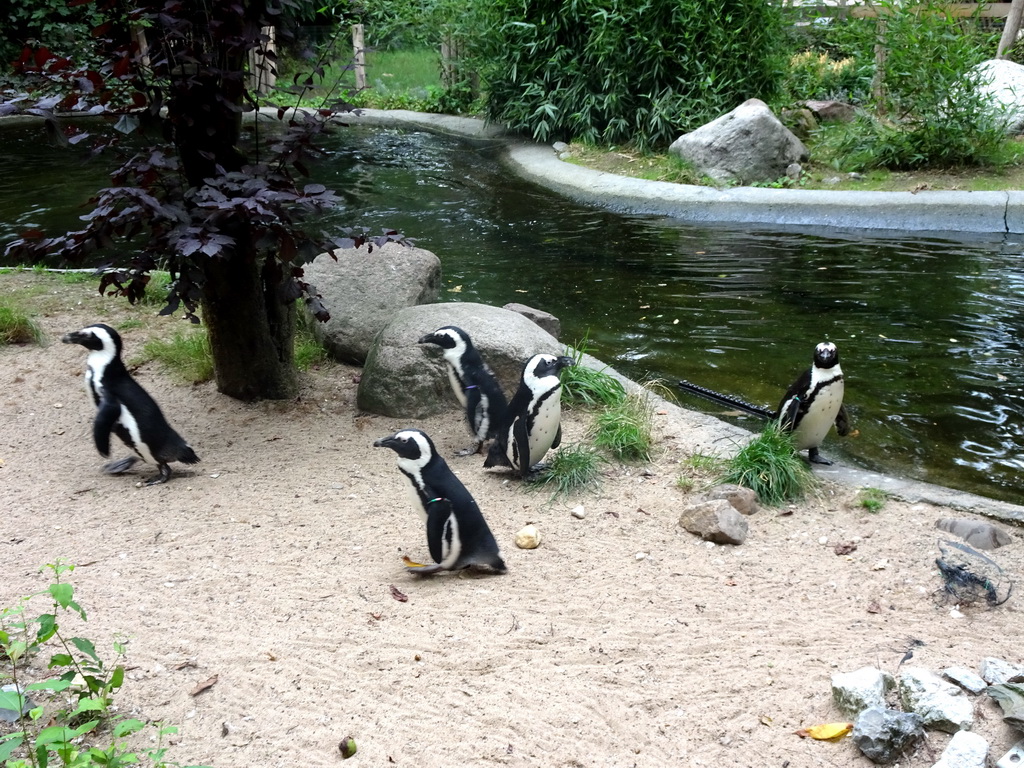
339 109 1024 235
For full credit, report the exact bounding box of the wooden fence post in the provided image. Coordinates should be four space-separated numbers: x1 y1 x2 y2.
247 26 276 95
352 24 367 90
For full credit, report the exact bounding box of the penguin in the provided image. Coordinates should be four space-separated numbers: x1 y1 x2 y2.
677 341 850 465
62 323 200 485
484 353 575 479
418 326 508 456
374 428 507 575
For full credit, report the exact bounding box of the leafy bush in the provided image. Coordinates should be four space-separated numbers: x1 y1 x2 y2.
476 0 787 151
807 0 1009 170
0 560 209 768
785 50 872 103
720 422 815 506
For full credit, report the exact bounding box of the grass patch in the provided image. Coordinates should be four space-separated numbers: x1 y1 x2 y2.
592 391 654 462
139 329 214 384
720 422 815 506
676 452 727 492
532 443 604 498
138 270 173 306
0 303 42 345
561 335 626 408
856 487 888 513
294 315 330 371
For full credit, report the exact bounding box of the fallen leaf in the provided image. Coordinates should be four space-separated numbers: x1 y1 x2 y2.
833 542 858 555
760 715 773 726
867 600 882 614
190 675 219 696
401 555 429 568
795 722 853 740
389 584 408 602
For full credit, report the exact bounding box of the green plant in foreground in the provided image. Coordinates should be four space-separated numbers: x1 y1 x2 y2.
592 391 654 462
532 443 604 498
560 335 626 408
676 452 727 491
720 422 815 506
857 487 888 513
0 305 42 345
140 331 214 384
0 560 209 768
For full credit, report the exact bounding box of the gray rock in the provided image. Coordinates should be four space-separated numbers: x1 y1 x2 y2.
357 302 561 418
852 706 925 763
935 518 1013 549
943 667 989 695
931 730 989 768
971 59 1024 133
832 667 895 717
704 484 759 515
803 99 859 123
677 499 749 545
501 302 561 338
668 98 809 186
980 657 1024 685
899 667 974 733
303 242 441 364
997 738 1024 768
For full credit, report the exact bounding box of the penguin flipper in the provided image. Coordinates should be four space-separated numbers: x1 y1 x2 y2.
778 396 802 432
834 404 852 437
456 440 483 457
551 423 562 450
425 497 452 565
511 416 531 480
103 456 139 475
93 397 122 457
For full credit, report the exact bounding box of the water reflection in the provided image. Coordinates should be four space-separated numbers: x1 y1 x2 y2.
1 122 1021 503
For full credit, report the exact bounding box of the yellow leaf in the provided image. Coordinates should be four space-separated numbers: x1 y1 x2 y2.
402 555 429 568
795 722 853 740
448 285 463 293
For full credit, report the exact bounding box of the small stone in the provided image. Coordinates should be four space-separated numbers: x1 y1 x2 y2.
943 667 989 695
899 667 974 733
705 484 760 515
339 737 357 759
635 552 648 561
515 525 541 549
832 667 894 717
678 499 748 545
931 730 989 768
852 706 924 763
980 658 1024 685
872 559 888 571
819 536 828 545
571 505 586 519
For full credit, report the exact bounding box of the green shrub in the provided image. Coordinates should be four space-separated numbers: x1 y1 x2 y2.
0 305 42 345
476 0 787 151
532 443 604 498
592 392 654 462
0 560 210 768
140 331 214 384
720 422 815 505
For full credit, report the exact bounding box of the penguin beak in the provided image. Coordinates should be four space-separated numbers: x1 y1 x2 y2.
555 355 576 371
61 331 87 345
417 333 439 345
373 435 397 449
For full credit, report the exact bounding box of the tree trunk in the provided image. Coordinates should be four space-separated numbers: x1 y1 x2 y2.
201 251 298 401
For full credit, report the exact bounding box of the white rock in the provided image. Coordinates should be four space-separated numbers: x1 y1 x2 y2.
515 525 541 550
571 505 586 519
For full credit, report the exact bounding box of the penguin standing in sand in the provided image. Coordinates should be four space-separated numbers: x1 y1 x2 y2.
62 323 200 485
484 353 575 479
374 428 506 575
677 341 850 464
418 326 508 456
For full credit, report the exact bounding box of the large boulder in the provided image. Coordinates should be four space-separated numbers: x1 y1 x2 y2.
668 98 809 185
303 242 441 364
357 302 563 418
971 59 1024 133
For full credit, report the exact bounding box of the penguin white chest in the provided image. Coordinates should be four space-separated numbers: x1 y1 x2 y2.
793 377 844 450
445 365 468 407
527 390 563 466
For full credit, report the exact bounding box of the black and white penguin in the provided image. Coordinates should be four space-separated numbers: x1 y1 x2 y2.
418 326 508 456
374 428 506 575
484 353 575 479
62 323 200 485
677 341 850 464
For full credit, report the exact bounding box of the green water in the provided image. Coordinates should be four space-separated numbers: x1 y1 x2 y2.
2 123 1022 504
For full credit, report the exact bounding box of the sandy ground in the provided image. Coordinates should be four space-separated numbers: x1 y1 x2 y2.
2 271 1023 768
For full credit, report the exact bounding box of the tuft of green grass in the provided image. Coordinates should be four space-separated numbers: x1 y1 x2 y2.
0 304 43 345
294 307 331 371
140 330 214 384
561 334 627 408
138 270 173 306
720 422 815 506
592 391 654 462
532 443 604 498
676 452 727 491
857 487 888 513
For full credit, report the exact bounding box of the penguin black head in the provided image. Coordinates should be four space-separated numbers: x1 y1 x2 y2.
373 428 437 463
62 324 123 357
524 353 575 382
813 341 840 369
418 326 469 352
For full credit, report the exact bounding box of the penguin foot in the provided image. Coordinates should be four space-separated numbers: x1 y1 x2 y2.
103 456 139 475
455 441 483 457
807 448 833 466
467 560 508 575
402 556 444 575
144 463 173 485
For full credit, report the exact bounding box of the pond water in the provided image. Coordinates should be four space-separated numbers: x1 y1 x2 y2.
2 123 1022 504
